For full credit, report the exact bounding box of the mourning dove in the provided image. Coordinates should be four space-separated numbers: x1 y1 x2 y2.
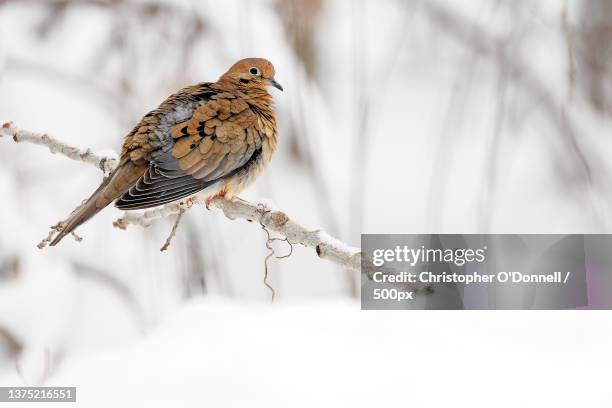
50 58 282 246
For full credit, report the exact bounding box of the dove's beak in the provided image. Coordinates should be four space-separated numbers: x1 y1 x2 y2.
269 78 283 91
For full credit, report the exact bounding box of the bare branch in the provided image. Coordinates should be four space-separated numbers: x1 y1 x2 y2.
213 198 361 272
113 197 198 229
37 222 66 249
258 208 295 302
160 208 186 252
1 124 362 273
1 122 118 176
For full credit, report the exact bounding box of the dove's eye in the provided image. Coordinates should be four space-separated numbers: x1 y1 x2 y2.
249 67 261 76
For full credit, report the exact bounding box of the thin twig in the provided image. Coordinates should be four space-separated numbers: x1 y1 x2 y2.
37 222 65 249
257 205 295 302
160 208 186 252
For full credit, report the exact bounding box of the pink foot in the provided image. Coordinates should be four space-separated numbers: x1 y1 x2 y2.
205 192 226 210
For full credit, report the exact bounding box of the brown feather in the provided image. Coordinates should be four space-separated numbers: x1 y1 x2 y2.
51 57 280 245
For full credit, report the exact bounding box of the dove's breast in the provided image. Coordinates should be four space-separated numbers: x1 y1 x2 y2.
220 116 277 198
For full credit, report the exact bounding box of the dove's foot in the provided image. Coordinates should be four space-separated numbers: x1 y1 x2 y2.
205 191 226 210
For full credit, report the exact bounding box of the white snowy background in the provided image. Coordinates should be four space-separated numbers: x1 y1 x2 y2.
0 0 611 406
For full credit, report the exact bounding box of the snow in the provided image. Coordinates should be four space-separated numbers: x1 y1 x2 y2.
0 298 608 407
0 0 611 406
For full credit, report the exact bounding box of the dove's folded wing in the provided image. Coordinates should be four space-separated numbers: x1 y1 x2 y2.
115 94 262 210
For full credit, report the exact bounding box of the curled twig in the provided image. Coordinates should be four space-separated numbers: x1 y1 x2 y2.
259 209 277 302
257 206 294 302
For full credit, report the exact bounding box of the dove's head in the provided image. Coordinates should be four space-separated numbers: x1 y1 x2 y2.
220 58 283 92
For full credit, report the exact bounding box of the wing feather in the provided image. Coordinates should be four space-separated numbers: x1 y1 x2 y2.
115 94 261 210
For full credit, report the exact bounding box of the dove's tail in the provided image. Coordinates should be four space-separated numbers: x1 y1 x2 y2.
49 162 144 246
49 178 113 246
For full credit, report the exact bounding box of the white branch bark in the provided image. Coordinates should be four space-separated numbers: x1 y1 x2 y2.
214 198 362 271
1 123 362 272
0 122 118 175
